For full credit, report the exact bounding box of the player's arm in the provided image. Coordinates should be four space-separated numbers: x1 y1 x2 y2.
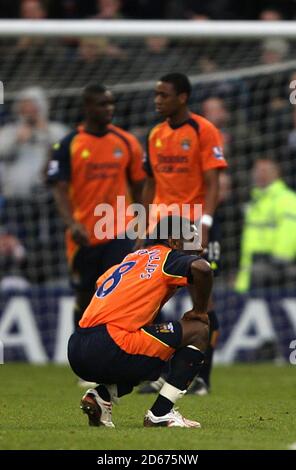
52 182 89 246
133 176 155 250
199 119 227 247
183 259 213 322
142 175 155 230
126 133 146 204
129 179 144 205
202 168 220 247
47 133 89 246
163 251 213 318
134 130 156 247
203 168 219 218
141 130 156 235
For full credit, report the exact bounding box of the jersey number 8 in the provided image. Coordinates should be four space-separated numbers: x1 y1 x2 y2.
96 261 136 298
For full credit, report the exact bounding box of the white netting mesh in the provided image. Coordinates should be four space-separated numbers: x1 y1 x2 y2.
0 23 296 362
1 35 296 285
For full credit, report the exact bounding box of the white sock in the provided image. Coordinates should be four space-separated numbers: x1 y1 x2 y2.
159 382 186 404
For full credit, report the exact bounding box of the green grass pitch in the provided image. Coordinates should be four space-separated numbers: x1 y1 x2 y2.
0 363 295 450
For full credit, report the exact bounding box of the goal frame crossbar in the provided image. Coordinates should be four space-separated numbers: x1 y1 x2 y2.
0 20 296 39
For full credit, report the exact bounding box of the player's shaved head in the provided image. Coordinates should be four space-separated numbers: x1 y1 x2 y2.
159 73 192 100
152 215 191 240
83 84 107 103
82 83 115 128
148 215 200 252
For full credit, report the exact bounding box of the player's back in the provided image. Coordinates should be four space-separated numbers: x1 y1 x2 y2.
79 244 186 331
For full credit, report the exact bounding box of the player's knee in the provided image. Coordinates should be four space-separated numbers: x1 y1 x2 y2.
191 258 213 276
191 320 209 352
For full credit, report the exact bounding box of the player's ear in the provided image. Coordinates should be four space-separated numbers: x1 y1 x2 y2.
178 92 188 105
168 236 176 249
169 237 181 250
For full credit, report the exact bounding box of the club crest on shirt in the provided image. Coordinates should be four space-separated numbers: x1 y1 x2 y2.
113 147 123 158
213 146 224 160
156 322 175 334
181 138 191 151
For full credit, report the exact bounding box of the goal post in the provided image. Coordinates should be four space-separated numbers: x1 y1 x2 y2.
1 19 296 38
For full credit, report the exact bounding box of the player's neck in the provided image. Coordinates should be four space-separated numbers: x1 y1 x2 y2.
168 108 190 128
84 122 109 136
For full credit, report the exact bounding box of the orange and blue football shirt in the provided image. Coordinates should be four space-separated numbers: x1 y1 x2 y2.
144 113 227 223
79 244 199 360
47 124 145 261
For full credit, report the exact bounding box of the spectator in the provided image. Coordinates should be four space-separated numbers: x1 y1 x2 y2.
0 233 28 290
92 0 123 19
0 87 68 198
201 97 232 156
248 40 291 138
235 158 296 292
60 37 126 88
17 0 48 51
0 86 69 282
0 186 28 289
261 38 289 65
215 171 243 279
259 8 284 21
20 0 47 19
78 37 123 61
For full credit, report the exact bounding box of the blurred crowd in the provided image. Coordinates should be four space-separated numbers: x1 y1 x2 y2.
1 0 296 21
0 0 296 291
1 0 296 92
1 73 296 290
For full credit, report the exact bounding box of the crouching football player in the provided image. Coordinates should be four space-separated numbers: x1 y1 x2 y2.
68 216 213 428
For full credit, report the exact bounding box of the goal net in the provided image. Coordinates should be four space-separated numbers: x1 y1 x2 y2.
0 21 295 363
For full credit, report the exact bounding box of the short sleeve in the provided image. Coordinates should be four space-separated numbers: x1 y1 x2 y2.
200 120 227 172
127 134 146 182
162 250 200 287
47 131 77 183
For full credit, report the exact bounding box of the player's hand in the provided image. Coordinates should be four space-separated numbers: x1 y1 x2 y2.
182 309 209 325
69 222 89 246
